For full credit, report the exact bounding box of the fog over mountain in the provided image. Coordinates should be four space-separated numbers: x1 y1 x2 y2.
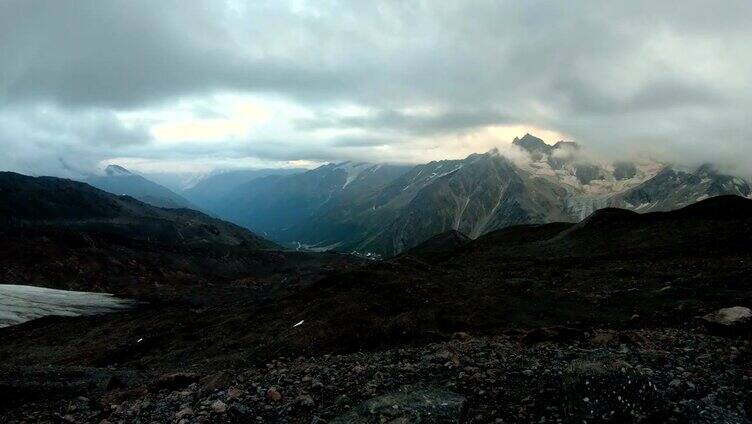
1 1 751 179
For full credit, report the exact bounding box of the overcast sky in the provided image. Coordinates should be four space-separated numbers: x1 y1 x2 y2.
1 0 751 177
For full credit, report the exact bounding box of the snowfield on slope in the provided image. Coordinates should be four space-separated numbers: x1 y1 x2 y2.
0 284 135 328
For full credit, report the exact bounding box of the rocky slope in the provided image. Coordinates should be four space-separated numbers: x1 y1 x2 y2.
241 134 751 257
218 161 411 242
0 172 276 248
182 168 303 215
1 196 751 423
3 330 751 423
85 165 195 209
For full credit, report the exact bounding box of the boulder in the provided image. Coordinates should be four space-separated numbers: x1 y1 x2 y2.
152 373 200 392
330 388 467 423
563 359 664 422
683 400 751 424
200 371 234 390
174 407 194 420
211 400 227 413
266 387 282 402
590 331 617 346
701 307 752 335
524 326 583 344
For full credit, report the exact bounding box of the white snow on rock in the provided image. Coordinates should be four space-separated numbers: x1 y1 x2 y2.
702 306 752 327
334 161 372 189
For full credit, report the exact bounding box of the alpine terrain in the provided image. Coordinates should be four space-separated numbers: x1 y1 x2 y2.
221 134 752 256
85 165 195 209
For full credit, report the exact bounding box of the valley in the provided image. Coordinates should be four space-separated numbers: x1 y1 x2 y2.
141 135 749 258
1 175 751 422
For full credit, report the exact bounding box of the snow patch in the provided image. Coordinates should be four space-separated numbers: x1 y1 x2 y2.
0 284 135 328
334 161 372 189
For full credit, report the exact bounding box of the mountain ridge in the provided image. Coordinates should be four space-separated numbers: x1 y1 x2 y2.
224 135 750 257
0 171 277 248
85 165 195 209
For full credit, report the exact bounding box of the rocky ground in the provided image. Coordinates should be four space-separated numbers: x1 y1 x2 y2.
2 197 752 423
2 329 751 423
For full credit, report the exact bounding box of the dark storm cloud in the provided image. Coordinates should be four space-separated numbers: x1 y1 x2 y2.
297 108 512 137
0 0 352 108
1 0 751 174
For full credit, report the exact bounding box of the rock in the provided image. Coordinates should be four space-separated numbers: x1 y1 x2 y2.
201 371 234 390
618 331 646 346
590 331 616 346
227 386 245 400
524 326 584 344
175 407 194 420
211 400 227 413
683 400 752 423
296 394 315 407
451 332 472 341
330 388 467 423
153 373 200 391
702 307 752 335
227 404 251 420
266 387 282 402
335 394 351 408
563 359 664 422
104 375 125 391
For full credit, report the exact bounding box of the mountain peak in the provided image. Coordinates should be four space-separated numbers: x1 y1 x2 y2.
512 133 552 155
104 164 133 177
694 163 719 176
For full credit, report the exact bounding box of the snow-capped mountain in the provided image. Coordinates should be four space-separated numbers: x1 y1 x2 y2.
216 134 751 256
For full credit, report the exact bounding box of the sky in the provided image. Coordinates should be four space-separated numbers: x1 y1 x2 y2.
1 0 751 178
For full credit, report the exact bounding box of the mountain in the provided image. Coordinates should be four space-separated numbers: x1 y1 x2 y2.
400 229 470 262
85 165 194 209
250 134 751 256
268 138 645 256
0 172 276 248
336 152 575 256
610 164 752 212
218 161 412 242
3 195 752 423
182 168 303 214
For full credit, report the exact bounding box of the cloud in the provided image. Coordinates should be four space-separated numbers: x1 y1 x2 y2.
297 107 513 137
1 0 751 176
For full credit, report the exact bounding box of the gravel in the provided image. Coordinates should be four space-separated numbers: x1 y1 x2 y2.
3 328 751 423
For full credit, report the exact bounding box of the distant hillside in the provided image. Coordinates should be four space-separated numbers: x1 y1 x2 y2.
183 168 303 213
85 165 194 209
0 172 277 248
218 162 412 241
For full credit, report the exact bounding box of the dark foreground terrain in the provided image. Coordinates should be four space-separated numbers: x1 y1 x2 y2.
2 195 752 423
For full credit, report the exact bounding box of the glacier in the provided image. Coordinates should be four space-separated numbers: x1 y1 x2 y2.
0 284 135 328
